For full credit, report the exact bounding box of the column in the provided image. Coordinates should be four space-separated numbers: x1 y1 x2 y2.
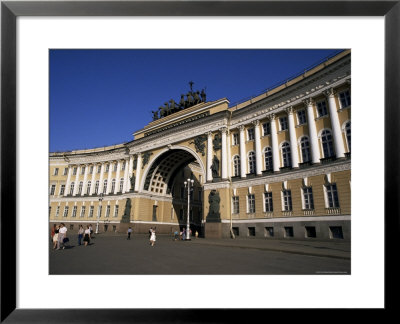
115 160 121 194
82 164 89 196
253 120 262 175
134 153 142 192
227 129 232 178
239 125 247 178
269 114 280 172
73 165 80 196
98 163 105 194
64 166 72 196
304 98 321 163
287 107 299 168
106 161 113 194
123 158 129 193
325 88 345 158
220 127 228 180
206 132 213 182
89 164 96 195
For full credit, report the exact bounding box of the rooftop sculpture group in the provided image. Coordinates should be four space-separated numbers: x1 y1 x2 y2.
151 81 207 121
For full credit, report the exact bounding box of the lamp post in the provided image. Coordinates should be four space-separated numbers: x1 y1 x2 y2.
184 178 194 240
96 193 103 234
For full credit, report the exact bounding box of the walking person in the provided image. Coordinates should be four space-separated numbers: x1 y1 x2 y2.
78 225 84 246
127 227 132 240
83 225 91 246
148 227 153 244
150 227 156 246
57 223 67 250
195 230 199 239
182 228 186 241
52 225 59 249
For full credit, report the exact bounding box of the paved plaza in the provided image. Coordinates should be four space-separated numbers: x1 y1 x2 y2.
49 232 350 275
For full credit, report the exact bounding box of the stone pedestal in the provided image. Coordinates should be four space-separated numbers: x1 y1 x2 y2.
205 222 222 239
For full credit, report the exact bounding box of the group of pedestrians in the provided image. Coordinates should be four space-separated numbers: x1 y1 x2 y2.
51 223 93 249
173 228 199 241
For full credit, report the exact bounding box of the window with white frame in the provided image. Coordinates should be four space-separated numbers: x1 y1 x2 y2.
111 179 116 193
297 110 307 125
247 194 255 213
63 206 69 218
72 167 77 175
106 205 110 218
69 182 75 195
55 206 60 218
264 192 273 212
122 162 126 171
94 181 99 194
103 180 108 194
264 147 273 171
247 128 255 141
321 130 335 158
300 137 311 163
81 166 85 175
54 168 59 176
89 165 94 174
86 181 91 195
279 116 288 131
80 206 86 218
262 122 271 136
233 155 240 176
317 100 328 117
345 121 351 152
281 142 292 167
114 205 119 217
50 184 56 196
97 165 101 173
63 168 68 175
113 163 118 172
72 206 77 218
89 206 94 218
119 178 124 192
303 187 314 209
232 133 239 145
282 190 292 211
248 151 256 174
78 182 83 195
326 184 340 208
60 184 65 196
339 90 351 108
105 164 109 173
232 196 239 214
97 205 102 218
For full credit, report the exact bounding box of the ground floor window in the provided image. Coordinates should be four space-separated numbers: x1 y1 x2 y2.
248 227 256 236
265 227 274 237
284 226 294 237
329 226 344 239
305 226 316 238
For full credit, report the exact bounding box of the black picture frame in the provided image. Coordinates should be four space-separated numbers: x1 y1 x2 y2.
1 0 398 322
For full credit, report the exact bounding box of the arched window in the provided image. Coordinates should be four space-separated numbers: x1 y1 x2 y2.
78 181 83 195
95 180 99 194
86 181 91 195
300 137 311 163
69 182 75 195
103 180 108 194
321 129 334 158
248 151 256 174
111 179 116 193
119 178 124 192
233 155 240 176
281 142 292 167
345 121 351 152
264 147 273 171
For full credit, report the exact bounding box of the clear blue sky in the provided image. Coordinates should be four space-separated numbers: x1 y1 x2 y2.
50 49 342 152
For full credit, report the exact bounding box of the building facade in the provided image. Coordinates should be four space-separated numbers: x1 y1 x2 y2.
49 50 351 240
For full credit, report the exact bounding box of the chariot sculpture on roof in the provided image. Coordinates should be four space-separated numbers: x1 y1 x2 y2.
151 81 207 121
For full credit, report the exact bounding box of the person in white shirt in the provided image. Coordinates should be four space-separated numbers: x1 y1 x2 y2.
57 223 67 250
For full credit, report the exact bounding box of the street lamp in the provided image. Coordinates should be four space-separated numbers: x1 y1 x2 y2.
184 178 194 240
96 193 103 234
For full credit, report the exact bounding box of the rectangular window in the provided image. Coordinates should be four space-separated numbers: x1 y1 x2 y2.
50 184 56 196
297 110 307 125
54 168 59 176
105 164 109 173
63 206 69 218
232 196 239 214
262 122 271 136
60 185 65 195
63 168 68 175
119 179 124 192
232 227 239 237
81 166 85 175
97 166 101 173
72 206 77 218
326 184 340 208
232 133 239 145
284 226 294 237
305 226 316 238
248 227 256 237
264 192 273 212
114 205 119 217
303 187 314 209
279 117 288 131
247 128 255 141
98 205 102 218
55 206 60 217
106 205 110 218
329 226 344 239
80 206 86 218
247 194 255 213
282 190 292 211
113 164 118 172
317 100 328 117
265 227 274 237
339 90 351 108
72 167 77 175
122 162 126 171
89 166 94 174
89 206 94 218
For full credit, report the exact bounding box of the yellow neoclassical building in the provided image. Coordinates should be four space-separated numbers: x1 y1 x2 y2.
49 50 351 240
